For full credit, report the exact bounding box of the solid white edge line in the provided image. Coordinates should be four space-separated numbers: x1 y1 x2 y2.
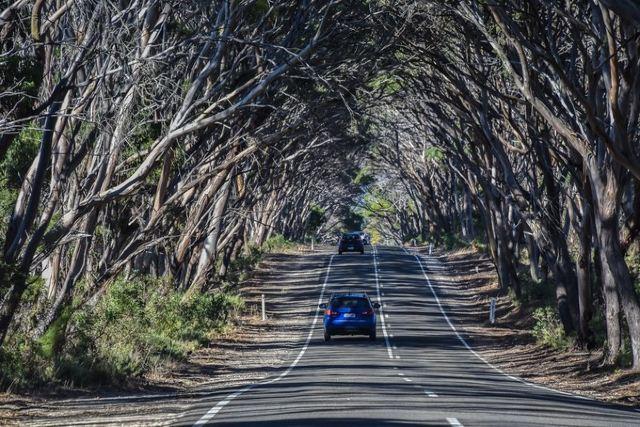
401 247 593 401
447 417 463 426
192 254 336 426
373 245 394 359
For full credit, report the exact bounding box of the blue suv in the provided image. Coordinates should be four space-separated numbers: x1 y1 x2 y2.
319 293 380 341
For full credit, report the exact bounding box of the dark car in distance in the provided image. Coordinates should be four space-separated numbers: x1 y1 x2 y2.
338 232 365 254
320 293 380 341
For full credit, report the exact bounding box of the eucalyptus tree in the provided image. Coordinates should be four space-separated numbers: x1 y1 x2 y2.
362 0 640 368
0 0 396 348
454 0 640 368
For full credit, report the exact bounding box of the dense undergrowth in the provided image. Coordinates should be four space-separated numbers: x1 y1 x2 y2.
0 234 295 392
0 277 244 391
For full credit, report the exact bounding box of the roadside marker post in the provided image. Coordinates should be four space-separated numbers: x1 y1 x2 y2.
428 243 433 255
489 298 496 325
261 294 266 321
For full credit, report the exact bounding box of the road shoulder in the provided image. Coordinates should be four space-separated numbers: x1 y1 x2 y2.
414 246 640 408
3 249 331 426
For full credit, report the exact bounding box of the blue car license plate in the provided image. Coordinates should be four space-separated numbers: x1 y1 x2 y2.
347 245 354 250
344 313 355 318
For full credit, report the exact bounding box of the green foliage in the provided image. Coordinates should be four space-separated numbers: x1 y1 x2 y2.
0 335 31 392
362 190 394 214
0 185 16 238
424 146 445 162
0 276 244 390
625 247 640 297
0 126 42 236
367 227 382 245
515 271 555 306
367 73 402 94
227 245 263 282
1 127 41 188
37 304 72 360
0 55 42 113
263 234 295 253
248 0 270 23
618 338 634 367
305 205 325 236
403 233 427 245
441 232 467 250
342 208 365 232
353 167 375 187
126 123 162 157
532 306 573 350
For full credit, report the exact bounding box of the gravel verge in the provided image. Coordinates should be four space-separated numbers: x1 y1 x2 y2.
415 245 640 407
1 248 331 426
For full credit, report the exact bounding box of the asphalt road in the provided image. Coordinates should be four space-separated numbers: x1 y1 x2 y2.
178 246 640 427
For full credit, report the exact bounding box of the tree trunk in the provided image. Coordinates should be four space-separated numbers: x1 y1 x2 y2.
190 180 232 292
589 161 640 367
525 233 542 283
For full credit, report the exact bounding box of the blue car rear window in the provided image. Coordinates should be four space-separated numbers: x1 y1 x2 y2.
331 297 369 310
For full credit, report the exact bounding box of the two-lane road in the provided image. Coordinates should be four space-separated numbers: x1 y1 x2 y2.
178 246 640 426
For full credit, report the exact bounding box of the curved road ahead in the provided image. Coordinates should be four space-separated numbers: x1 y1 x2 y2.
178 246 640 426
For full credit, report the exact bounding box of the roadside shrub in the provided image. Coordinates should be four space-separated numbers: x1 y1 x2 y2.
0 336 31 392
441 233 465 250
71 277 244 381
224 245 263 284
263 234 295 253
516 271 554 305
532 306 573 350
0 276 244 390
618 338 634 368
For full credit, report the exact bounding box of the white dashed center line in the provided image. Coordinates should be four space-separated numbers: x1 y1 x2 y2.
192 255 336 425
373 246 393 359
